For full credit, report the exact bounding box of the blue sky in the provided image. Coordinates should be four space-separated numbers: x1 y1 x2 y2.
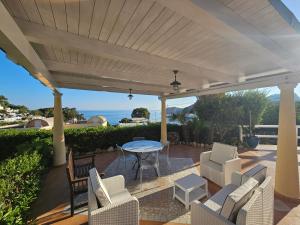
282 0 300 21
1 0 300 111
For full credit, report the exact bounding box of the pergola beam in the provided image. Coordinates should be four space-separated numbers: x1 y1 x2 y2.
157 0 300 72
52 72 172 94
44 60 203 89
56 81 162 96
166 72 300 99
16 20 236 84
0 1 57 91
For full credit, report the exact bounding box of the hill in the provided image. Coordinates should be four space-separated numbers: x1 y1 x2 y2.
268 93 300 102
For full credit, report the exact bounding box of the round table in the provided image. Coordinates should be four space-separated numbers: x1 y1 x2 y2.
122 140 164 179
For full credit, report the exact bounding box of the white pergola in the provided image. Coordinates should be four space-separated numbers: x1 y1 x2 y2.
0 0 299 199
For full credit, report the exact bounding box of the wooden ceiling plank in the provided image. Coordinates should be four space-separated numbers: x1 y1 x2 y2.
19 0 43 24
77 52 85 65
78 0 94 37
50 0 67 31
88 0 109 39
4 0 29 20
35 0 56 28
70 50 78 64
116 0 154 46
124 2 164 48
138 12 182 51
99 0 126 41
145 17 191 53
131 7 173 50
19 20 236 82
151 23 198 56
61 49 71 64
65 0 79 34
108 0 141 44
53 47 64 62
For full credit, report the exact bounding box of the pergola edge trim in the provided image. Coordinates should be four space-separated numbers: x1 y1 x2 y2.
0 1 57 91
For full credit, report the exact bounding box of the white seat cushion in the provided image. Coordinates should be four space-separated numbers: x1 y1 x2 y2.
220 178 258 222
89 168 112 207
110 189 132 203
210 142 237 165
241 164 267 185
204 184 238 213
203 160 223 172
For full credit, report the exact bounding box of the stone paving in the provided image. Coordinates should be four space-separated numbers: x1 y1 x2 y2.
31 144 300 225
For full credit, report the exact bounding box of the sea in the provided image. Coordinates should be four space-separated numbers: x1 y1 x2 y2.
79 110 162 125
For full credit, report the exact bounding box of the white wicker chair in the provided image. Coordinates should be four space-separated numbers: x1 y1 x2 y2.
88 174 139 225
192 165 274 225
200 142 241 186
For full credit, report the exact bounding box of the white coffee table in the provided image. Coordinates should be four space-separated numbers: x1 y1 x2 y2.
173 173 208 209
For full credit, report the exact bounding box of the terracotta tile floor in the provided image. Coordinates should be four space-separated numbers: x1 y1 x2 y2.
30 144 300 225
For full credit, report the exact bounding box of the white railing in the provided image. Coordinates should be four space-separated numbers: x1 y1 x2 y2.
240 125 300 141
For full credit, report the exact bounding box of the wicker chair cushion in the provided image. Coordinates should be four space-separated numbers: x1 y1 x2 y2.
241 164 267 185
204 183 238 213
210 142 237 165
220 178 258 222
89 168 112 207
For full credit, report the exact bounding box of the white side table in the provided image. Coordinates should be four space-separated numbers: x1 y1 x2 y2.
173 173 208 209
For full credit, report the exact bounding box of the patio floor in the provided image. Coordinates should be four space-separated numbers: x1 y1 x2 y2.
30 144 300 225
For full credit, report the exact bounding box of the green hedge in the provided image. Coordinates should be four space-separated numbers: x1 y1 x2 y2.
0 138 53 225
0 123 181 157
65 123 181 153
0 129 51 160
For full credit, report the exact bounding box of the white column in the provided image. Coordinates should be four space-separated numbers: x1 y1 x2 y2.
53 91 66 166
275 83 299 198
160 96 167 144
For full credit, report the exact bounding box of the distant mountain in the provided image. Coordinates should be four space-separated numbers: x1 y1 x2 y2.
268 93 300 102
166 107 183 115
166 104 195 115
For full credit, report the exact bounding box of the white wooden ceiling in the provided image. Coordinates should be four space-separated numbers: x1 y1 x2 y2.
1 0 300 98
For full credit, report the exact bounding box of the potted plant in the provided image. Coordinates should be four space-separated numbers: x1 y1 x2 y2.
245 111 259 148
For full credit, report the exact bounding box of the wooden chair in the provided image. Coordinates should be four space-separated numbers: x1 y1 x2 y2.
66 150 104 216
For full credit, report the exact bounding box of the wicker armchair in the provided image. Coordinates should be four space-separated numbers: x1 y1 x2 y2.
88 171 139 225
66 150 103 216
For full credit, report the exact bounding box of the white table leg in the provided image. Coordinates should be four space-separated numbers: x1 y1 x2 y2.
185 191 189 210
173 185 175 199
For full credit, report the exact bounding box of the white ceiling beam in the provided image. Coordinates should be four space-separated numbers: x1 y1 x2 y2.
166 72 300 99
157 0 300 72
51 72 172 94
0 2 57 91
56 81 161 96
16 20 237 83
44 60 203 89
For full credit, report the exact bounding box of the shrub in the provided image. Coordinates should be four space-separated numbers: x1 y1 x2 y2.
0 138 52 225
0 124 182 156
65 123 181 153
0 129 51 160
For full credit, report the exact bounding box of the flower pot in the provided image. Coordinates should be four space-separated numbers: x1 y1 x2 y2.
245 135 259 149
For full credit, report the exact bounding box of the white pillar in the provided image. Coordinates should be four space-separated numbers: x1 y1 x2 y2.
53 91 66 166
160 96 167 144
275 83 299 198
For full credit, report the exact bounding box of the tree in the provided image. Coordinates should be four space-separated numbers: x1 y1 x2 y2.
193 90 268 143
30 107 85 121
131 108 150 119
0 95 9 108
119 118 132 123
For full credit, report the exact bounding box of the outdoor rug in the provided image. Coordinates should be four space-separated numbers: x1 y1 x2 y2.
64 155 200 224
